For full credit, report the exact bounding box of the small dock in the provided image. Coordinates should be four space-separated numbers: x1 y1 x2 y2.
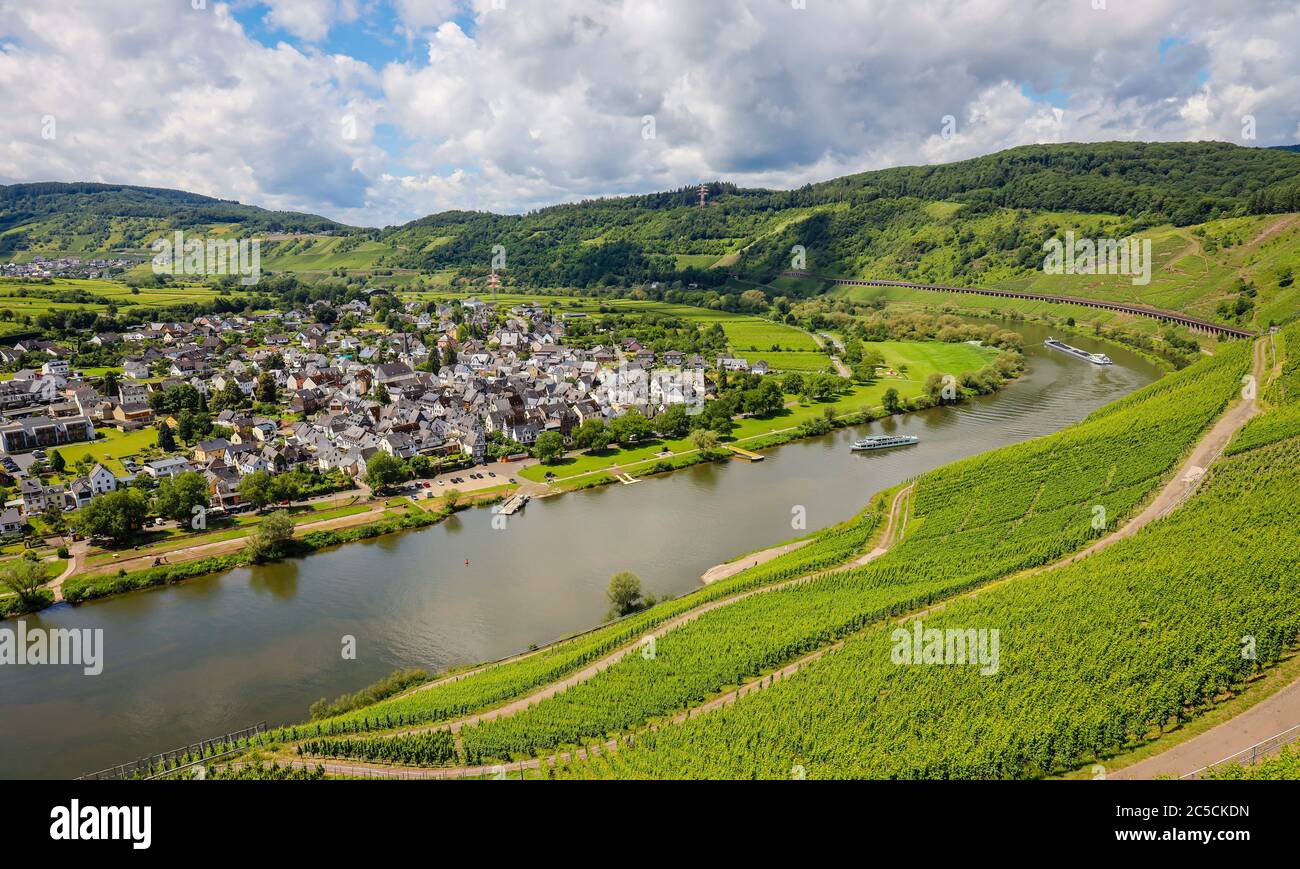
498 494 530 515
726 445 765 462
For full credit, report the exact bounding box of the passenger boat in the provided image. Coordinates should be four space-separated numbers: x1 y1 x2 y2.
851 435 920 451
1044 337 1112 365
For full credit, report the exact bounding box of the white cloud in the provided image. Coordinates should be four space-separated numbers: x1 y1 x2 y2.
2 0 1300 227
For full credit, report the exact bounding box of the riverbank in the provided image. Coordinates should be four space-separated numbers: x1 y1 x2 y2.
1 488 511 618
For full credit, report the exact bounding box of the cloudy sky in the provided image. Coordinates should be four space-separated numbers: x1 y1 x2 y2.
1 0 1298 227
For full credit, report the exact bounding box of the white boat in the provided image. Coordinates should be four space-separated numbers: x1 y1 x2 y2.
851 435 920 451
1045 337 1112 365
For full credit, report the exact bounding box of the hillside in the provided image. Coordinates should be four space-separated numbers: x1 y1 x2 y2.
4 143 1298 332
0 182 353 258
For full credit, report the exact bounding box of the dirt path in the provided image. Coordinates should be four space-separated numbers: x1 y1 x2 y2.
1240 213 1299 254
700 540 811 585
1050 337 1263 571
48 541 88 602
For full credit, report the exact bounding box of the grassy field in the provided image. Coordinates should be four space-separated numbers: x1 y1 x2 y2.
744 350 835 372
49 426 159 475
259 236 391 273
0 277 223 320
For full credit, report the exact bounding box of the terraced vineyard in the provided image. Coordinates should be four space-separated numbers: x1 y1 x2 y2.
551 431 1297 779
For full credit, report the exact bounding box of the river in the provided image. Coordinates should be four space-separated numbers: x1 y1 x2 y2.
0 321 1161 778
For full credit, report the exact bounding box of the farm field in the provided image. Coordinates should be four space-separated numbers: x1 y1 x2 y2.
0 277 222 315
259 236 392 272
743 350 834 372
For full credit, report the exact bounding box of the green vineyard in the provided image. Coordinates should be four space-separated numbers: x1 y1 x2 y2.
547 400 1300 778
298 731 458 768
452 343 1251 762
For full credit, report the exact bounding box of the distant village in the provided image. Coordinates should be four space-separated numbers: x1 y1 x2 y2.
0 296 767 531
0 255 136 280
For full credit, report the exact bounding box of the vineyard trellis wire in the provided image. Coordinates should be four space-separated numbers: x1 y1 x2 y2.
1181 723 1300 780
76 722 268 780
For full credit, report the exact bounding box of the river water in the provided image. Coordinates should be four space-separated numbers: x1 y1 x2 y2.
0 322 1161 778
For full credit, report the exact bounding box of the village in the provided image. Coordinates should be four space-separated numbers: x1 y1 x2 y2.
0 294 764 546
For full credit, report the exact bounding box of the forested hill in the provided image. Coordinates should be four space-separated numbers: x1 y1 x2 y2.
5 142 1299 294
372 141 1300 288
0 182 352 256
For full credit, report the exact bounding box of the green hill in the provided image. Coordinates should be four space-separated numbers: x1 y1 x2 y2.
0 182 354 258
5 143 1299 330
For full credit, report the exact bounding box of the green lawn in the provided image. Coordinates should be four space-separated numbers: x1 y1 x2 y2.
51 426 160 475
869 340 999 380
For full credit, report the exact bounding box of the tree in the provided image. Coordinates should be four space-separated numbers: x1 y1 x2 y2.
370 382 391 406
72 488 149 545
255 372 278 404
364 453 406 493
153 471 209 524
609 410 653 446
572 418 611 452
268 473 302 503
654 404 691 439
534 431 566 464
695 399 735 436
101 369 120 398
211 379 247 411
742 380 784 417
443 488 462 510
237 470 274 511
690 428 722 456
156 420 177 452
0 558 48 605
245 510 295 563
606 571 644 619
49 449 66 473
882 387 903 414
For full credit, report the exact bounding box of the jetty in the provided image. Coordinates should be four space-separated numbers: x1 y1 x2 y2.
498 493 530 515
